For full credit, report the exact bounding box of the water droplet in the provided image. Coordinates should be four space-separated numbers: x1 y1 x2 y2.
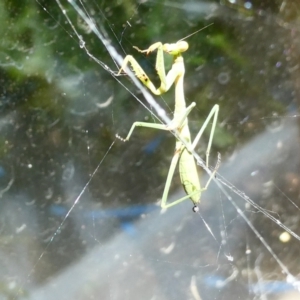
62 161 75 181
262 180 274 198
244 2 252 9
265 112 283 132
45 188 53 199
251 170 259 176
79 38 85 48
218 72 230 85
279 231 291 243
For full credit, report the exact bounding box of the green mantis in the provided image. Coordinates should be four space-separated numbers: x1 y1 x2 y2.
117 38 219 212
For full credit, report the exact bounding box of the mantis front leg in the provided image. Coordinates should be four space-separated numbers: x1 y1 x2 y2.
118 41 187 96
117 43 167 95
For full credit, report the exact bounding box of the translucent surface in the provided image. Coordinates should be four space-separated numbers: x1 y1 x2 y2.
1 0 300 299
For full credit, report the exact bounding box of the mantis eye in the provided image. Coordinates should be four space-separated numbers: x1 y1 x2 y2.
177 41 189 52
193 205 199 213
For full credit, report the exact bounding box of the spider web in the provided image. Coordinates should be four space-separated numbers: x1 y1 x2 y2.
1 0 300 299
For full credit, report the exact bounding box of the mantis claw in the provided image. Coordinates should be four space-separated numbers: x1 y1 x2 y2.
115 134 127 142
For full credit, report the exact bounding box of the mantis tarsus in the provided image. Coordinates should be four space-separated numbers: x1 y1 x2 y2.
117 39 220 212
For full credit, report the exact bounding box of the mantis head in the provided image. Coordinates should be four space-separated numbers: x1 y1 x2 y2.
163 41 189 56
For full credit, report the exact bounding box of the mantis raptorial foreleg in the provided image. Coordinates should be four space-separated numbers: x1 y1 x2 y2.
117 39 220 212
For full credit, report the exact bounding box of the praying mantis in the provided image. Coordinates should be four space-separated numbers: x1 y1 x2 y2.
117 37 219 212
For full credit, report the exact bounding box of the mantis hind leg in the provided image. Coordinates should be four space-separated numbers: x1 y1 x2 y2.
190 104 220 202
155 104 220 210
192 104 219 168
